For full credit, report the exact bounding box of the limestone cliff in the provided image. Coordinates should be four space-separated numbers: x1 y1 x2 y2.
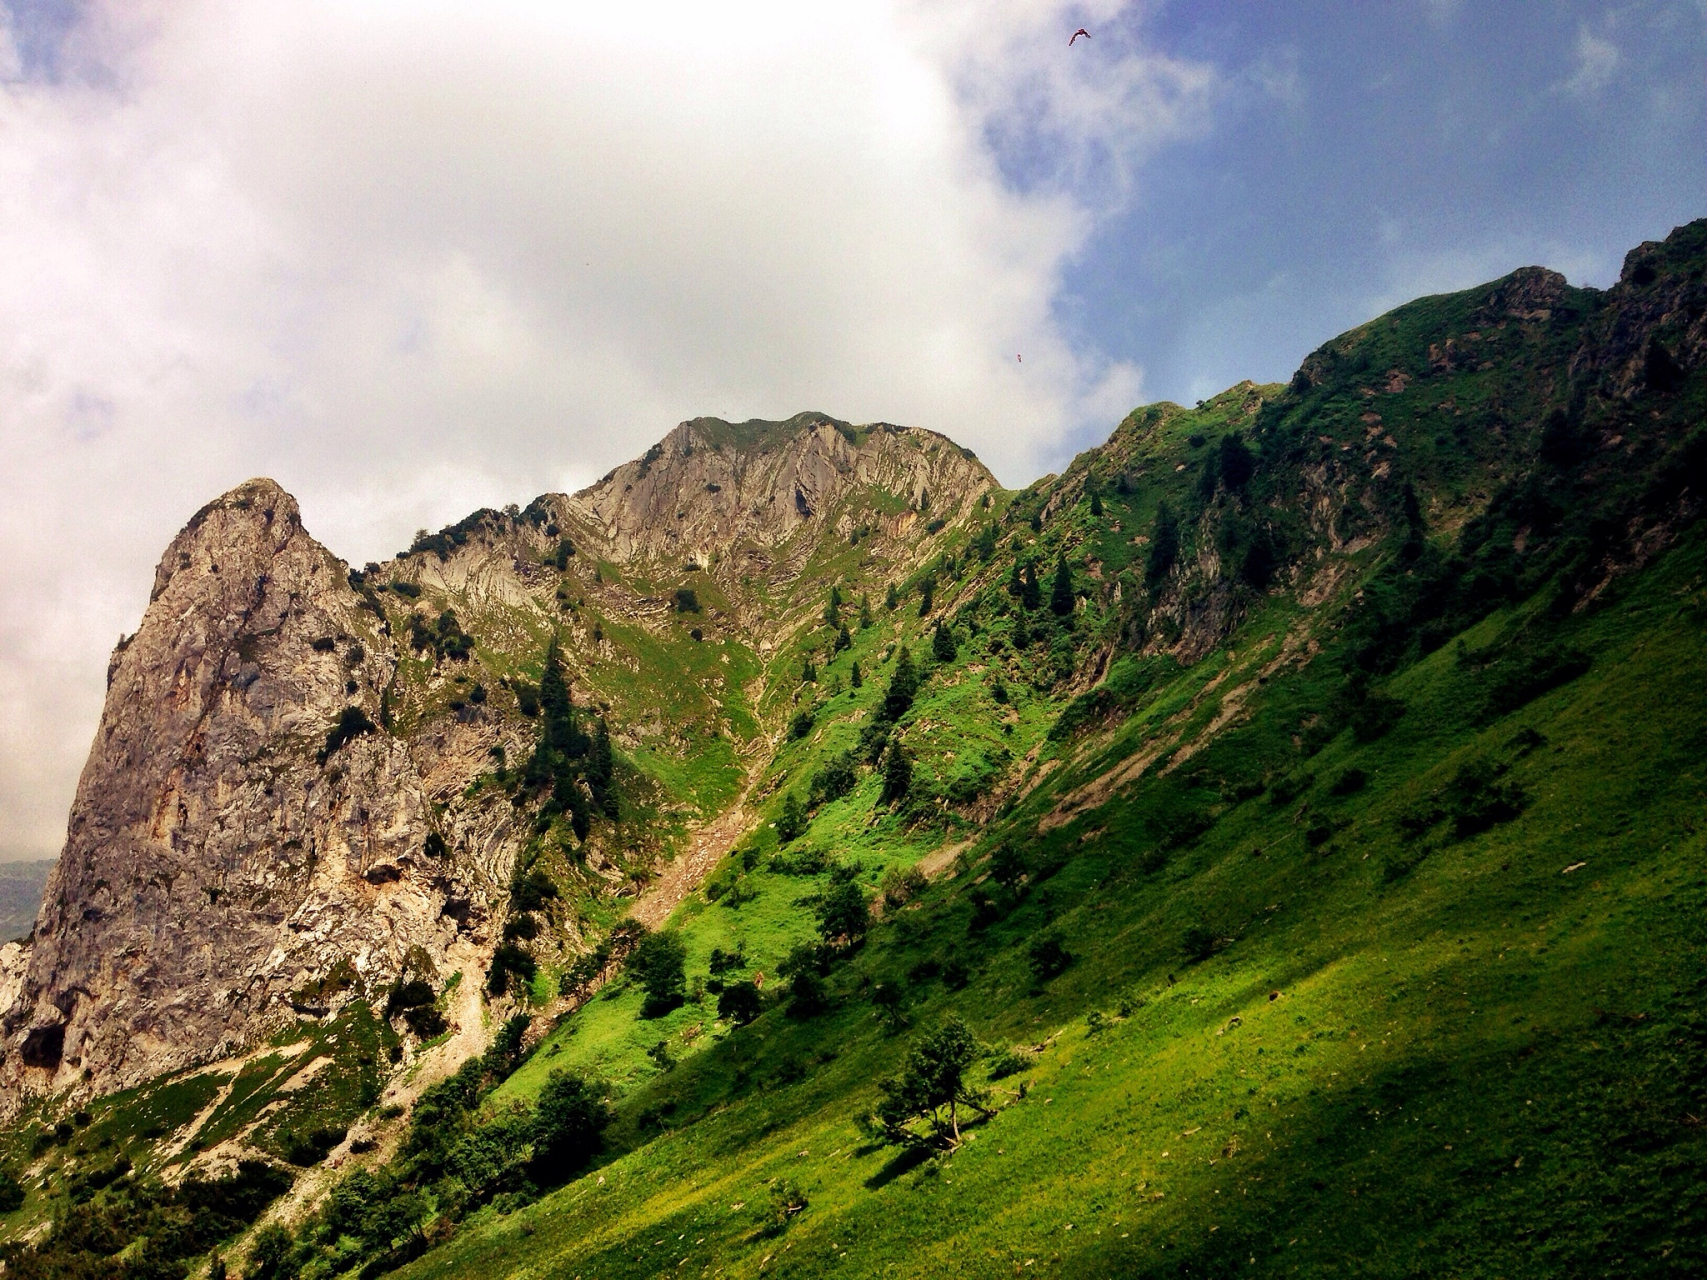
0 415 998 1109
0 480 464 1101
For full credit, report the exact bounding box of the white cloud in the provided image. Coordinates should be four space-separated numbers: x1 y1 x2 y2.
0 0 1215 856
1561 23 1620 97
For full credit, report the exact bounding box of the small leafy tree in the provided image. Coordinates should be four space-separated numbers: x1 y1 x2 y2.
717 981 762 1025
1028 933 1072 981
531 1070 610 1183
629 931 688 1017
989 843 1028 892
815 878 869 947
863 1015 993 1149
777 792 807 843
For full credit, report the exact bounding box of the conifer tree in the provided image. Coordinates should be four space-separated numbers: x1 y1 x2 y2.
851 661 863 688
1021 561 1043 610
1146 501 1180 589
931 621 957 663
835 625 852 652
1089 490 1103 517
917 576 935 617
1050 554 1075 616
881 647 919 722
885 582 899 610
1008 559 1024 597
858 595 873 629
880 741 912 805
802 657 816 683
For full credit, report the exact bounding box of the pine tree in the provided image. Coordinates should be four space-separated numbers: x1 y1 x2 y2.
931 621 957 663
1089 490 1103 517
1020 562 1042 611
1146 502 1180 589
885 582 899 611
851 661 863 688
1050 554 1075 616
917 577 935 617
858 595 873 629
588 719 617 818
823 585 843 626
1008 560 1024 597
880 741 912 805
881 647 919 722
802 657 816 683
835 625 852 652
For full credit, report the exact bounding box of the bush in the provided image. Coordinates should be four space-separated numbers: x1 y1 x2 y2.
1182 925 1218 962
788 707 815 739
776 792 808 843
486 942 537 995
1028 933 1073 981
318 706 377 763
880 864 927 909
629 931 688 1018
716 982 762 1025
809 750 858 806
531 1071 610 1183
0 1169 24 1213
674 587 701 613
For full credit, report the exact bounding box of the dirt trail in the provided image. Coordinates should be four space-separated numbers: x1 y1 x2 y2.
630 787 758 930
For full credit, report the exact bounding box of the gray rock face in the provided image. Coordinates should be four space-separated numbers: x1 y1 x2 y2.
0 416 998 1110
0 480 459 1101
575 414 993 564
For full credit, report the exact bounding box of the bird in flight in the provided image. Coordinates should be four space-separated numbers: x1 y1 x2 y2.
1069 28 1090 45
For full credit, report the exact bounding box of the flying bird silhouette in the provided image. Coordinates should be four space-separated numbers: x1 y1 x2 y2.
1069 28 1090 45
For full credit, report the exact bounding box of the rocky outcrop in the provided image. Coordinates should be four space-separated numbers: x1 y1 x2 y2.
0 481 466 1103
0 416 999 1110
572 413 995 565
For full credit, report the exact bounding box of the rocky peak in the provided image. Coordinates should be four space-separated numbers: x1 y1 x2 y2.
1 478 456 1104
572 412 996 563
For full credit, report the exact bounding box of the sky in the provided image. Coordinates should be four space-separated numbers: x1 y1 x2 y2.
1 1 1703 860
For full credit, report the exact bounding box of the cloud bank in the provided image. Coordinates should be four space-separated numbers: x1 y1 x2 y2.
0 0 1214 857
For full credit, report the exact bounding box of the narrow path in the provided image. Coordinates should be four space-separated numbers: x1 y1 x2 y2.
629 779 762 930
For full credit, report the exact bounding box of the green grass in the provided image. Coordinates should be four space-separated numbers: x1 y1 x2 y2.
396 503 1707 1280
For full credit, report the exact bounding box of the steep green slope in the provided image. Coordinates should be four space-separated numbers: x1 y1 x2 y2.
4 221 1704 1279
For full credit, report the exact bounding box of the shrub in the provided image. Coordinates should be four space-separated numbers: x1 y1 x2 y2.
789 707 815 740
1330 768 1368 796
716 982 762 1025
776 793 808 843
318 706 376 763
532 1071 610 1183
674 587 701 613
1028 933 1072 981
989 843 1028 891
629 931 688 1018
769 1179 809 1226
485 942 537 995
1182 925 1218 962
809 750 858 806
880 864 927 909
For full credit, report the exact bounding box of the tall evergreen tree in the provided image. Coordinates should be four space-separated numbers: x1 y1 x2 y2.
858 595 873 629
1008 559 1024 597
884 582 899 611
588 719 617 818
881 647 919 722
880 741 912 805
1089 490 1103 517
1049 554 1075 616
1146 501 1180 589
931 621 957 663
1020 561 1043 611
851 661 863 688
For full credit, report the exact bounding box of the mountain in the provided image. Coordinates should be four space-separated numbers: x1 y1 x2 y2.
1 221 1704 1279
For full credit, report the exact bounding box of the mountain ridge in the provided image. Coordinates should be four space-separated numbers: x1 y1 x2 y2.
0 217 1703 1278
